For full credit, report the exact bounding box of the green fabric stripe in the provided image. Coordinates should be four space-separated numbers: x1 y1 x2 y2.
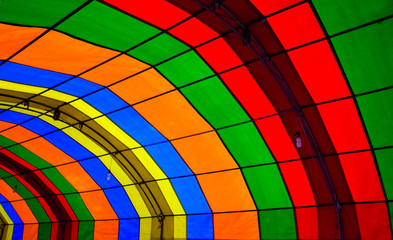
42 168 77 194
180 76 250 128
37 223 51 240
0 137 93 222
65 194 93 221
0 0 88 27
56 1 160 51
389 202 393 234
243 164 292 209
332 18 393 94
156 51 214 86
0 135 18 148
0 169 11 179
312 0 393 35
128 33 189 65
0 170 50 223
25 199 50 223
217 122 274 167
375 148 393 200
78 221 94 240
7 144 51 169
259 209 297 240
357 89 393 148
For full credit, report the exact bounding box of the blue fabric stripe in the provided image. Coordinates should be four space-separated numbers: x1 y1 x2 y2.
43 131 96 161
12 225 23 240
170 176 211 214
187 214 214 240
79 157 121 189
118 219 139 240
0 111 34 124
0 62 69 88
0 195 22 224
0 55 215 235
0 194 23 240
107 108 166 145
54 77 102 97
21 118 58 136
103 188 138 218
145 142 192 178
0 112 139 235
83 88 128 114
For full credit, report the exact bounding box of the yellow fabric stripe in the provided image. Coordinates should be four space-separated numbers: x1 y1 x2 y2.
1 225 13 240
125 185 152 239
132 148 166 180
42 89 77 103
0 203 13 240
174 216 187 240
94 116 139 149
0 80 43 94
139 218 152 240
0 83 188 238
0 204 12 225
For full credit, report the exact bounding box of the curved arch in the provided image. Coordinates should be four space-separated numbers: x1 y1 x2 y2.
0 0 392 239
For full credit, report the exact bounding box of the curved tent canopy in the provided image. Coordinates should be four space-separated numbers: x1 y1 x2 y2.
0 0 392 239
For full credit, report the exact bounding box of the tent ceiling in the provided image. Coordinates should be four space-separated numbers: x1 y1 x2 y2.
0 0 392 239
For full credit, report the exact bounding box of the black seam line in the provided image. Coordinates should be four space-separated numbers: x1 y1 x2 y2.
0 105 166 218
0 96 165 217
272 13 393 56
0 0 338 131
0 0 390 204
201 0 299 215
0 4 389 133
1 137 391 206
194 0 342 232
0 0 219 123
5 198 393 225
0 0 94 70
2 6 391 148
310 4 393 239
0 82 392 182
0 6 389 130
0 26 229 139
307 2 393 239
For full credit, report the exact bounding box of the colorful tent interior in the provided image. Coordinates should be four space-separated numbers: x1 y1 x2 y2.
0 0 392 239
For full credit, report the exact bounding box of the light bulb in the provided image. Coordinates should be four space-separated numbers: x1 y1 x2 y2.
296 136 302 148
107 171 111 181
295 132 302 148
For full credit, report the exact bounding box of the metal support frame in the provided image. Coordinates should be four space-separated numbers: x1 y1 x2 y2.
193 0 344 239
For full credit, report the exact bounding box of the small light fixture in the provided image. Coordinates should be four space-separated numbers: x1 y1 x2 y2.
53 108 60 120
295 132 302 148
23 99 29 109
13 185 17 193
107 170 111 181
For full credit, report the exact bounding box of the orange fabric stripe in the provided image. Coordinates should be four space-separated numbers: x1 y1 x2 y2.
196 169 255 212
81 54 149 86
0 24 45 59
22 224 39 240
109 68 174 105
13 30 118 75
55 163 100 192
21 138 75 165
93 220 119 240
0 121 16 131
214 212 259 239
1 125 38 143
172 132 238 174
80 190 118 220
134 91 212 140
